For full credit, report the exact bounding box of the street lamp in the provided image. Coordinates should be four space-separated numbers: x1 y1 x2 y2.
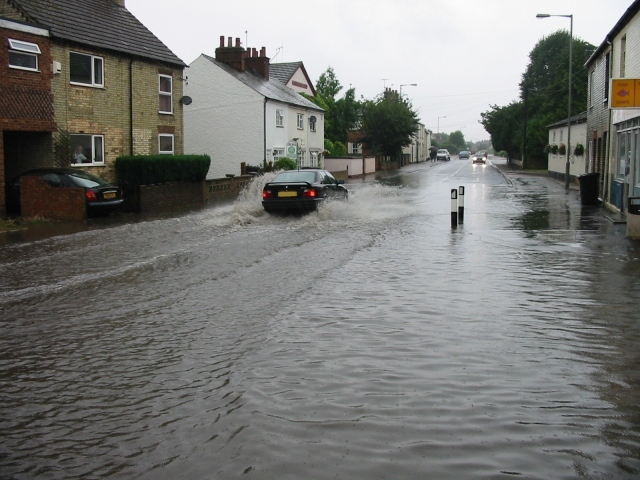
537 13 573 190
437 116 447 134
399 83 417 97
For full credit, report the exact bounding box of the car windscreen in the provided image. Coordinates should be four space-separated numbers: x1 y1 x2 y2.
273 171 317 183
66 171 111 188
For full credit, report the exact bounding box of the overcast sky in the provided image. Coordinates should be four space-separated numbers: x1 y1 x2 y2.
127 0 633 143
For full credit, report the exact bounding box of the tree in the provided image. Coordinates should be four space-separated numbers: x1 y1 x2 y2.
449 130 466 149
480 101 523 160
480 30 595 167
310 67 361 145
359 92 419 159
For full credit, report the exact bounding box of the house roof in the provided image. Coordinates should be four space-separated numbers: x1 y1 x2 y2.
8 0 185 67
547 111 587 129
201 54 323 112
269 61 317 96
269 62 302 85
586 0 640 67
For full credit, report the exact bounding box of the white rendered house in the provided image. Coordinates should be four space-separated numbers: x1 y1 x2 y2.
184 37 324 179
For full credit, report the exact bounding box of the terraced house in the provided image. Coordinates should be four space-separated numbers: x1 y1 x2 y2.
0 0 186 215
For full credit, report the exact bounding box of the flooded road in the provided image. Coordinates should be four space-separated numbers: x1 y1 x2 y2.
1 158 639 479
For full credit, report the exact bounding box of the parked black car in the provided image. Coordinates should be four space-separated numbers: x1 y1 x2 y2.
6 168 124 215
262 169 348 213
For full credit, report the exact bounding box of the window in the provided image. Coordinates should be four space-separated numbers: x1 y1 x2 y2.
351 143 361 154
309 115 317 132
297 113 304 129
159 134 174 154
159 74 173 114
276 110 284 127
617 131 630 180
70 134 104 165
589 70 595 108
70 52 104 87
272 148 284 160
8 39 41 71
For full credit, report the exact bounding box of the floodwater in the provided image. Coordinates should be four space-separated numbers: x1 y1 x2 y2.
1 159 639 479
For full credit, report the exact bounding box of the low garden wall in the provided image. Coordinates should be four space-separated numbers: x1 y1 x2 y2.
21 175 86 221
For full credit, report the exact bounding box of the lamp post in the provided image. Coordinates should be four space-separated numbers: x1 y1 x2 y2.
537 13 573 190
399 83 417 97
438 116 446 134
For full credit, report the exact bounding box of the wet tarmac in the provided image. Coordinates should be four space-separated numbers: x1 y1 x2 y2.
1 158 639 479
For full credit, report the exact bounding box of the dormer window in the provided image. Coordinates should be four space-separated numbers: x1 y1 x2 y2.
8 39 41 71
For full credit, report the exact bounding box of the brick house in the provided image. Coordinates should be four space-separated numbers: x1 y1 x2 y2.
0 16 54 215
184 37 324 179
586 0 640 211
1 0 186 215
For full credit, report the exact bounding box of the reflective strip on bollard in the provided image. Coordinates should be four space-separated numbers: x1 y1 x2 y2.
451 189 458 227
458 186 465 224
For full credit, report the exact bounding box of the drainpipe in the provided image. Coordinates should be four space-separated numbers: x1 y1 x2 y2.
263 98 267 167
129 58 134 155
603 38 612 206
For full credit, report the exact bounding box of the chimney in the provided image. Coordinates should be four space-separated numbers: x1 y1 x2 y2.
215 36 245 72
244 46 270 80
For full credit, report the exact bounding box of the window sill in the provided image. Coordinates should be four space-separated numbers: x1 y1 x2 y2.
159 111 174 115
71 163 105 167
9 65 40 73
70 82 105 89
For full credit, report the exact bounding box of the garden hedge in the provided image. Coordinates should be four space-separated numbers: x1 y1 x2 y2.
115 155 211 186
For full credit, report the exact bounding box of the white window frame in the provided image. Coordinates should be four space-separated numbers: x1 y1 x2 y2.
70 52 104 87
271 148 284 161
297 113 304 130
159 134 174 154
70 134 105 165
309 116 316 132
159 74 173 114
8 39 40 71
276 110 284 127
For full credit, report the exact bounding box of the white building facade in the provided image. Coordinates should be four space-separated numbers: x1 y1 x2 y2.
184 37 324 179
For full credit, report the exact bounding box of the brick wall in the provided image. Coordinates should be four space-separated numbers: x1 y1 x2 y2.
137 181 205 213
21 175 86 221
50 45 184 184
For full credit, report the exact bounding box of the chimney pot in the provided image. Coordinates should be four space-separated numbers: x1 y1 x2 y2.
219 36 225 48
227 36 232 47
260 47 266 57
236 38 241 48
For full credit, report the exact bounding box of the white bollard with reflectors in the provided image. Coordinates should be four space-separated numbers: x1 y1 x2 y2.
458 186 465 223
451 189 458 227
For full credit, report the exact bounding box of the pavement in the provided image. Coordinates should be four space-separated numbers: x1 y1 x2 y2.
491 156 630 237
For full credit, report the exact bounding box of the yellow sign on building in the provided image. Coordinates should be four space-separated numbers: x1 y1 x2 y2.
610 79 640 108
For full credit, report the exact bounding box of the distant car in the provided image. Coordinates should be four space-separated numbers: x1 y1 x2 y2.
6 168 124 215
436 149 451 161
473 151 487 164
459 151 470 159
262 168 348 213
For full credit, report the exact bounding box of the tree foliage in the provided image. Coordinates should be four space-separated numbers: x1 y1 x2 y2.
310 67 360 145
480 30 595 166
359 92 420 158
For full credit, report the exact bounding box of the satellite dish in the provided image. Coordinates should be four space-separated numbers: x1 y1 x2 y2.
180 96 192 105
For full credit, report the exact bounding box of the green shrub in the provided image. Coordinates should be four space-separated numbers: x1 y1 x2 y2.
115 155 211 187
273 157 297 170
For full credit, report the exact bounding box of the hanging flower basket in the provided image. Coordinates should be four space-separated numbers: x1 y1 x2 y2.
558 143 566 155
544 144 552 154
574 143 584 156
550 144 559 154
